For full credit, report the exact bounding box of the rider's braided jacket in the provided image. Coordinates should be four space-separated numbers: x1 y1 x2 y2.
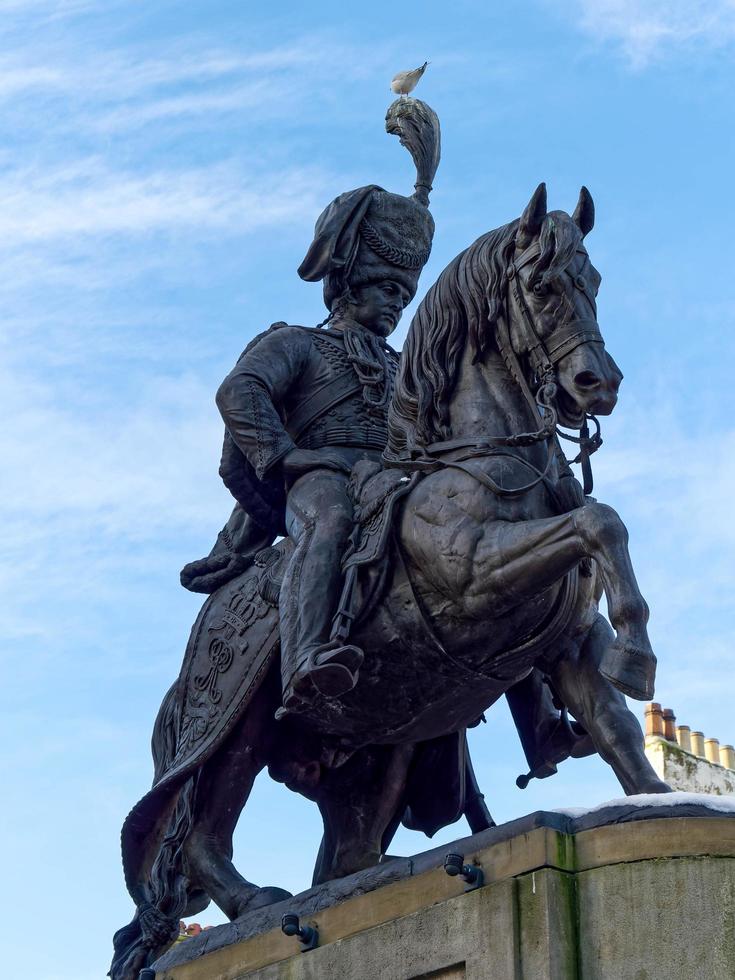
216 321 399 485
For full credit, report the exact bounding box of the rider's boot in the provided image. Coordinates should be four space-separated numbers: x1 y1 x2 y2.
277 476 361 719
506 670 596 785
284 640 364 707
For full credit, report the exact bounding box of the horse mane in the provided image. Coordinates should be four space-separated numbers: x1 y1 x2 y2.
386 211 582 457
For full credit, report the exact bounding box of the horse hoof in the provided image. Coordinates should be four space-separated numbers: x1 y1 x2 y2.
599 640 656 701
645 780 674 794
236 885 292 919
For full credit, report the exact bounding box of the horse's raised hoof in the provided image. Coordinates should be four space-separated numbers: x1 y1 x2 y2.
235 885 293 919
599 640 656 701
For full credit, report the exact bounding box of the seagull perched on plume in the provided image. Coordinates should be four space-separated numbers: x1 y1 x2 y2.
390 61 429 97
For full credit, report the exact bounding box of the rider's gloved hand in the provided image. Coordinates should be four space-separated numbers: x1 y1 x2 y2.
281 448 352 477
180 551 250 593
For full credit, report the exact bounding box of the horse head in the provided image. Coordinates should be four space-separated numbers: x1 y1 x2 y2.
387 182 623 457
507 182 622 429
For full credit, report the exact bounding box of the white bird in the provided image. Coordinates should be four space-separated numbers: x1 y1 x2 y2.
390 61 429 97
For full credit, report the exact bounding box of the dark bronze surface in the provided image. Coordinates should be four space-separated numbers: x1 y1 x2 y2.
111 98 668 980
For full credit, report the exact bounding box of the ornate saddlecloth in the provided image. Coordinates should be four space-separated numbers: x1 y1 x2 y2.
121 554 285 904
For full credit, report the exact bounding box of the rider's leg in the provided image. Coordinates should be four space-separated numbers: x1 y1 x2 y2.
505 669 592 780
460 501 654 699
279 468 362 704
548 613 670 795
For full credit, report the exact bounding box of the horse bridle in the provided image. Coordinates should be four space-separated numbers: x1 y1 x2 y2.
389 238 605 497
506 240 604 387
496 240 605 494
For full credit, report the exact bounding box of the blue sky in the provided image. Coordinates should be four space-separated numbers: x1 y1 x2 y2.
1 1 734 976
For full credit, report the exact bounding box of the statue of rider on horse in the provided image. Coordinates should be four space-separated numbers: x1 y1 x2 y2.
111 96 668 980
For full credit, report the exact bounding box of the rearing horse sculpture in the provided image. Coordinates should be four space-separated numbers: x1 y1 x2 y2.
111 184 668 980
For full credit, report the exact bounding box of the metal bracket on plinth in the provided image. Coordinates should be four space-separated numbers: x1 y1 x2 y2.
443 852 485 891
281 913 319 951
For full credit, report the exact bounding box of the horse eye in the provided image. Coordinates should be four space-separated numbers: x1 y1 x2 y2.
532 280 547 296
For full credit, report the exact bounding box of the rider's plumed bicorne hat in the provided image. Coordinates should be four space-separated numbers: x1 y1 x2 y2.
298 98 441 309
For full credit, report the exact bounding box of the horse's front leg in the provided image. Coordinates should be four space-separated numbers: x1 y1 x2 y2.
473 501 655 699
183 677 292 920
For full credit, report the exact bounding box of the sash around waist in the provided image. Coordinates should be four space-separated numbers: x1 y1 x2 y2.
297 424 389 452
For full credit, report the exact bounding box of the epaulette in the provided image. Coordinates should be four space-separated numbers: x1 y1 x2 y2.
237 321 293 361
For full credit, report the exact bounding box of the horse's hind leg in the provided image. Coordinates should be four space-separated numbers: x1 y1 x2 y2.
313 743 415 884
548 613 670 795
184 682 291 919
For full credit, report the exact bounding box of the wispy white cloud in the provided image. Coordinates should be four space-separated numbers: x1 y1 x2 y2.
0 365 221 534
559 0 735 67
0 157 325 243
0 35 383 135
0 154 334 303
0 0 94 13
0 43 320 118
95 81 273 130
0 355 228 657
0 28 368 287
0 63 63 97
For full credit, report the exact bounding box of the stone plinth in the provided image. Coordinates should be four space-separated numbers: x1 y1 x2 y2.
153 794 735 980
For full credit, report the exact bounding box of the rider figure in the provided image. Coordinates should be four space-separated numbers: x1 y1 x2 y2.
183 99 589 764
215 183 435 711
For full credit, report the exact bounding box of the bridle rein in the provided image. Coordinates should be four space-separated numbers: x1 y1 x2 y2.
390 238 604 499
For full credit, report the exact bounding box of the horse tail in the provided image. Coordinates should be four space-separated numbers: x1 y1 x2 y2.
109 776 198 980
151 681 181 785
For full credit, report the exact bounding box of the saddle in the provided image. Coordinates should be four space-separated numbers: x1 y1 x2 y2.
326 461 421 645
346 460 418 568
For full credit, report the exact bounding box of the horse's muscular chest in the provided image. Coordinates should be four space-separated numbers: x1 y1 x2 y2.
401 467 556 610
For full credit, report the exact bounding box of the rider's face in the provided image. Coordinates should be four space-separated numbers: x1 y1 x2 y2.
349 280 412 337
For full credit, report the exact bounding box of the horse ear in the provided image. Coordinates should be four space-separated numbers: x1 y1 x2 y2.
572 186 595 237
517 182 547 247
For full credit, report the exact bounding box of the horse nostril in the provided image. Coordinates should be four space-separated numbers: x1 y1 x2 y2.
574 371 601 390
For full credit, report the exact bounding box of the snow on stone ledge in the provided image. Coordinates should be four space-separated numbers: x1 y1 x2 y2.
553 791 735 818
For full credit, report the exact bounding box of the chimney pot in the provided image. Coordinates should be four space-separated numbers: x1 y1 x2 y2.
662 708 677 742
691 731 705 757
676 725 691 752
645 703 664 738
705 738 721 765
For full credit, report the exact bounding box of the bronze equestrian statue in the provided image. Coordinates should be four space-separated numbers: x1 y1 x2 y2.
111 98 668 980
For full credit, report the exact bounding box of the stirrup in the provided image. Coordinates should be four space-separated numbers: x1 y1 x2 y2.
309 642 364 697
278 643 364 717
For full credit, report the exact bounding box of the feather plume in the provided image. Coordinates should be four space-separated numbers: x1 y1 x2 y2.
385 97 441 207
